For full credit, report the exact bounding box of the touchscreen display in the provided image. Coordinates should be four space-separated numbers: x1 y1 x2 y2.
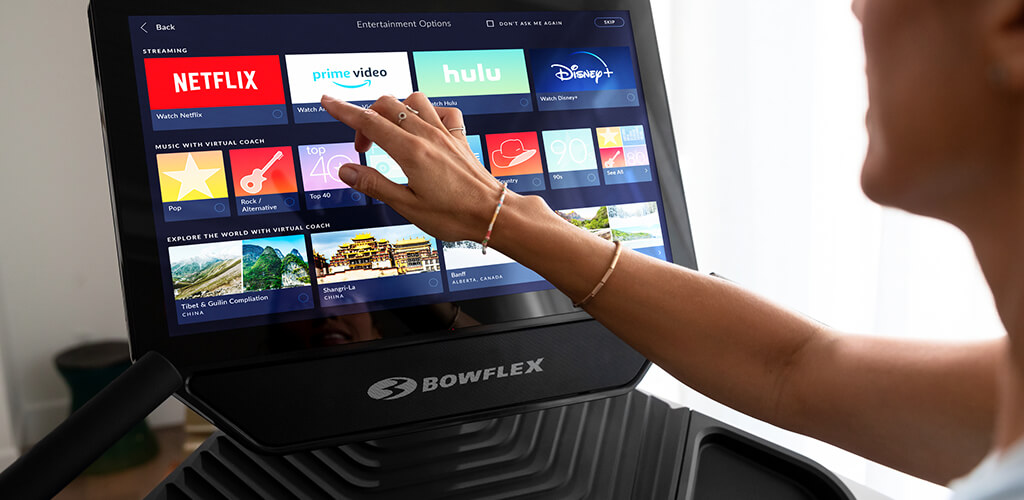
127 11 673 340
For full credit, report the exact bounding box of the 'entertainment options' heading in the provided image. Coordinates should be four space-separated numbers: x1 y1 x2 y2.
355 19 453 29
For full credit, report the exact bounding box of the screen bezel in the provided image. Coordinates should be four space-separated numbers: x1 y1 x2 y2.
89 0 697 376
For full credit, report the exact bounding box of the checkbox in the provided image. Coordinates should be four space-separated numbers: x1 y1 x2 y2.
486 20 495 27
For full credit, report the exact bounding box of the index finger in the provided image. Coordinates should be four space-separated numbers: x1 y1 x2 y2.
320 95 414 156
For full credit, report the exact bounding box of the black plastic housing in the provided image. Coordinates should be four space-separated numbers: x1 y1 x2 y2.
146 391 855 499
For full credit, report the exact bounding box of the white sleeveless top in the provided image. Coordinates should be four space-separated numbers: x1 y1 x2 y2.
950 438 1024 499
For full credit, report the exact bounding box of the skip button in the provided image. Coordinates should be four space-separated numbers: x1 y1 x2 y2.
595 17 625 28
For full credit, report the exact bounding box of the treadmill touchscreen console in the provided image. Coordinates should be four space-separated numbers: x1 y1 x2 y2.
128 11 673 340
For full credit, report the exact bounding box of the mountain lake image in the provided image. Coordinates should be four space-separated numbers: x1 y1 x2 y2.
556 202 663 248
556 205 612 241
440 240 516 270
607 202 664 248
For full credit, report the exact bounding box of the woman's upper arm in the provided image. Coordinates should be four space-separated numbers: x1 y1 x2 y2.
781 333 1003 484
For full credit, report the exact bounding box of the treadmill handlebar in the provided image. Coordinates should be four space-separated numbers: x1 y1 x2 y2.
0 350 182 500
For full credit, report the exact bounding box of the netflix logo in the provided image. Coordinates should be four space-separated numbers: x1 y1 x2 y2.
145 55 285 111
174 71 258 93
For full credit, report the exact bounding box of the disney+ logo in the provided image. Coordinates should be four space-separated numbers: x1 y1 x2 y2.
551 51 614 85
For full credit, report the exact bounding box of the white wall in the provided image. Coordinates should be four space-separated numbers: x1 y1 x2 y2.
0 0 183 447
0 273 21 469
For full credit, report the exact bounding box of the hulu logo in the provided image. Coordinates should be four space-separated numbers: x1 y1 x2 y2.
443 64 502 84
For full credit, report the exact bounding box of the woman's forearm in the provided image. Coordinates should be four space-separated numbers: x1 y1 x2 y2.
490 192 999 483
490 192 827 419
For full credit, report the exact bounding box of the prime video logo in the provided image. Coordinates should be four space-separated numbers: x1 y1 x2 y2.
366 358 545 401
551 51 614 84
312 67 389 89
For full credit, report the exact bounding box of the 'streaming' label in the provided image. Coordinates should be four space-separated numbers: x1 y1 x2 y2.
144 55 287 131
285 52 414 123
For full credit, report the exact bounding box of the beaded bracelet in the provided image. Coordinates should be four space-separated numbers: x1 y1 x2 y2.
481 182 508 255
573 241 623 308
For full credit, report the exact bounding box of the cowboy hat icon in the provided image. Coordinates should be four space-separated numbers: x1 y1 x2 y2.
490 138 538 169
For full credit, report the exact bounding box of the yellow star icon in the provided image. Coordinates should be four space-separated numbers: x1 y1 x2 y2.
597 127 622 148
157 151 228 202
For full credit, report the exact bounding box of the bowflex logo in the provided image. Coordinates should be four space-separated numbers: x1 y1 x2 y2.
366 358 545 401
144 55 285 110
367 377 418 401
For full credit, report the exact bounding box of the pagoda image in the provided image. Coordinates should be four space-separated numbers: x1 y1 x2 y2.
315 233 439 283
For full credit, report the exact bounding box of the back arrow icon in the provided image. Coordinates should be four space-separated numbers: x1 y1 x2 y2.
140 22 148 33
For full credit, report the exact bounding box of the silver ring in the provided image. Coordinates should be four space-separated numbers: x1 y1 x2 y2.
405 104 420 115
447 127 466 135
397 111 408 124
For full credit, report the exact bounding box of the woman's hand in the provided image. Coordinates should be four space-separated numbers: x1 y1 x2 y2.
320 92 509 243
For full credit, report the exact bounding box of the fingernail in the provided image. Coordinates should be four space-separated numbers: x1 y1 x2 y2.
338 165 358 185
321 94 337 103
